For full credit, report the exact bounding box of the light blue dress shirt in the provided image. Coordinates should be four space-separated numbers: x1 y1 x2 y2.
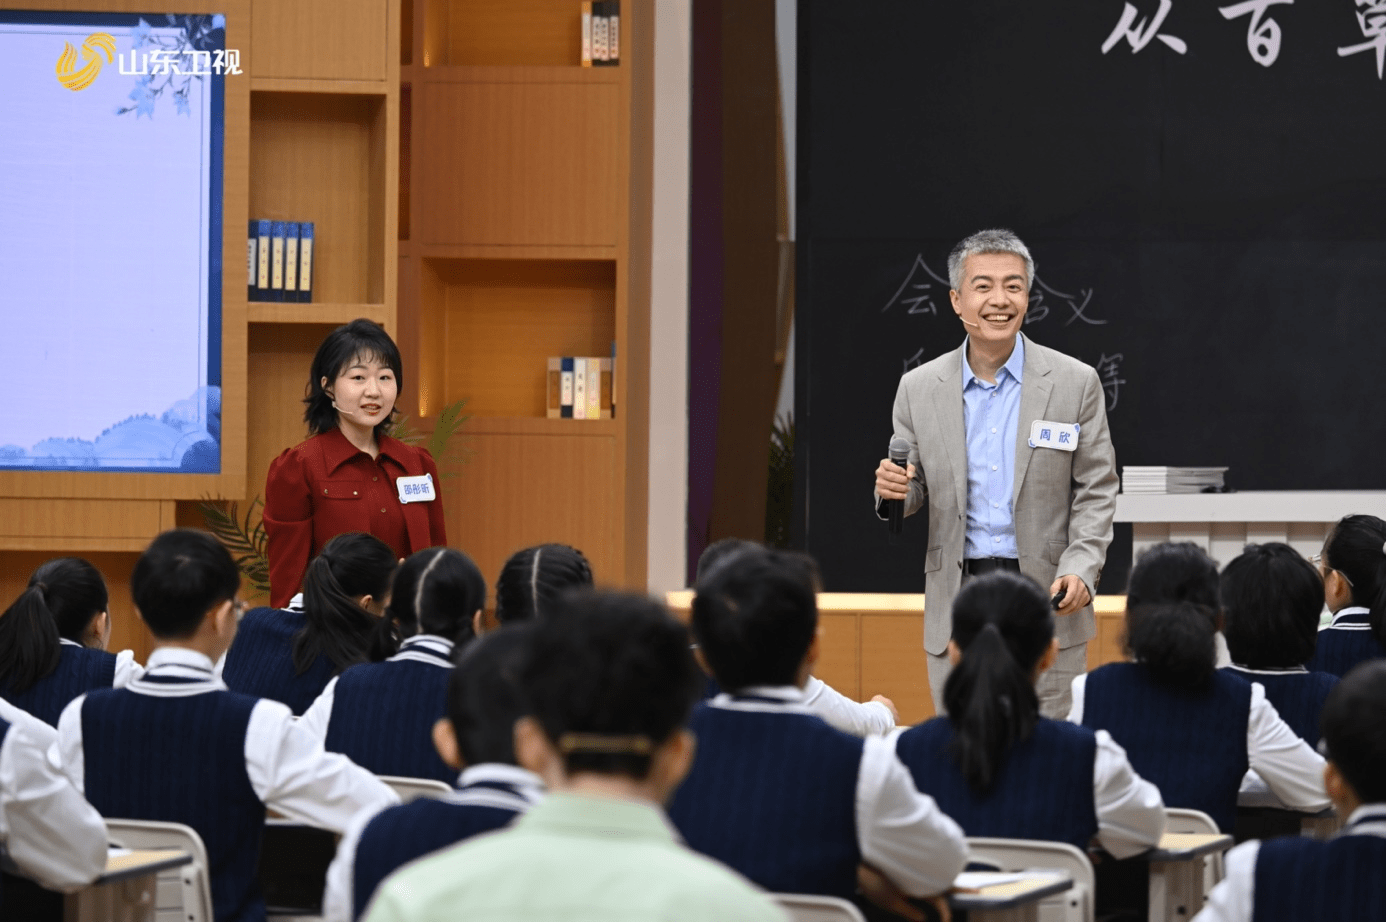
962 335 1024 559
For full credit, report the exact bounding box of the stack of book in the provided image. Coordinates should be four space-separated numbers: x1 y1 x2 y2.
1122 466 1229 494
580 2 620 66
247 220 314 302
547 357 615 419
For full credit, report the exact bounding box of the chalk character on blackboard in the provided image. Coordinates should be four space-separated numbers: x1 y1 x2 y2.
1338 0 1386 78
1218 0 1292 68
872 229 1118 720
882 254 949 316
1101 0 1188 55
1095 353 1126 410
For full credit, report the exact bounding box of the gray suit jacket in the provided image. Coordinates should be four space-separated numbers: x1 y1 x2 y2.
886 334 1118 655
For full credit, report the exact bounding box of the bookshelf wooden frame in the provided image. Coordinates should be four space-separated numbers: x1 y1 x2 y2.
400 0 650 588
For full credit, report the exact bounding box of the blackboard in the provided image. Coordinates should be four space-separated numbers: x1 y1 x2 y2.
794 0 1386 593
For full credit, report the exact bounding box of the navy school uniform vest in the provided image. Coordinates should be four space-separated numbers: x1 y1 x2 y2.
1082 663 1251 833
896 717 1098 852
1251 812 1386 921
323 646 452 782
350 773 533 920
666 701 865 900
221 607 337 716
1 643 116 727
80 681 265 922
1305 612 1384 678
1223 667 1337 747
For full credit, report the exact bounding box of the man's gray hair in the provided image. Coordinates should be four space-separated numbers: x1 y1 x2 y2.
947 228 1035 292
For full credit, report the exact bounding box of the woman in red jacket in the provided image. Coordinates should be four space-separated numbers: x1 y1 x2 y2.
263 319 447 608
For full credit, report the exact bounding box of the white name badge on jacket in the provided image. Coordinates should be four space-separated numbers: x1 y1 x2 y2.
1029 420 1080 451
396 473 436 503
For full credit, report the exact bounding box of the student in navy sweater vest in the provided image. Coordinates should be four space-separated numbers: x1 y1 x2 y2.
1194 660 1386 921
1071 542 1329 832
493 543 593 624
1220 543 1339 750
1306 514 1386 677
896 571 1165 857
0 557 143 726
300 547 486 782
324 625 544 921
223 533 396 715
666 546 967 916
52 529 399 922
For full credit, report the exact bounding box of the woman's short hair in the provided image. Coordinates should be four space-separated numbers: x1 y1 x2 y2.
303 319 404 440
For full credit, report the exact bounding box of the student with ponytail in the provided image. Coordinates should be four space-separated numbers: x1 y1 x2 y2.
222 533 396 715
493 543 593 624
1306 514 1386 677
895 571 1165 856
1071 542 1329 832
0 558 143 726
300 547 487 782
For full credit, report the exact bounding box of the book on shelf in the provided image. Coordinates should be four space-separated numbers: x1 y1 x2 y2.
581 1 593 67
581 2 620 66
548 356 615 419
1121 466 1229 494
296 222 314 303
247 219 314 303
255 220 271 301
269 221 286 302
283 223 300 303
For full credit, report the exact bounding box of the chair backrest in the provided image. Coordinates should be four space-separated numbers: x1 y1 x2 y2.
773 893 867 922
379 774 453 802
105 819 213 922
1162 807 1226 889
965 837 1095 922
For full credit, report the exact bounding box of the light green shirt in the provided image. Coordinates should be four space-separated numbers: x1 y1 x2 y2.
362 791 789 922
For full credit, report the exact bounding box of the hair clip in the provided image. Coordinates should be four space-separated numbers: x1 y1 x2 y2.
557 733 654 755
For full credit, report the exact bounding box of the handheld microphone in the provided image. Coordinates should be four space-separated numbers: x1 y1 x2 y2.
887 437 911 536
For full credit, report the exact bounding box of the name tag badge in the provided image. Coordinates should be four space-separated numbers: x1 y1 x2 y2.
1028 420 1080 452
396 473 436 504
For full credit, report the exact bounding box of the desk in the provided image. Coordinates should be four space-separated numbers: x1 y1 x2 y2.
66 849 192 922
1145 832 1234 922
949 870 1073 922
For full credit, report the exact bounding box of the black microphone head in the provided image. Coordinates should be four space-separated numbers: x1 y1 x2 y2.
888 436 911 465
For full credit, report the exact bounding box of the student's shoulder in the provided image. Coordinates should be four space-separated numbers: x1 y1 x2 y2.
643 845 787 919
370 827 517 906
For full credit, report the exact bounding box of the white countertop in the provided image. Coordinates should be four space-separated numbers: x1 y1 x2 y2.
1116 491 1386 523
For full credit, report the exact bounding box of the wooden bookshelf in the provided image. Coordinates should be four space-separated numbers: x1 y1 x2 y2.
401 0 648 587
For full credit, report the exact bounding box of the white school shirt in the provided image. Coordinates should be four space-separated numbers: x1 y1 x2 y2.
801 676 897 736
0 699 107 891
57 637 144 688
712 685 968 897
1075 729 1167 859
52 647 399 833
298 635 455 742
322 763 545 922
1191 804 1386 922
1224 665 1318 809
1067 672 1329 813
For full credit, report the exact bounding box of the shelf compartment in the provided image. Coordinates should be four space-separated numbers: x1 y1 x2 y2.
416 81 620 247
251 0 390 81
419 258 616 419
424 0 594 67
247 302 389 325
250 92 389 305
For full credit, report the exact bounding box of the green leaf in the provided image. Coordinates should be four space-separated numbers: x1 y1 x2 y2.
198 495 272 596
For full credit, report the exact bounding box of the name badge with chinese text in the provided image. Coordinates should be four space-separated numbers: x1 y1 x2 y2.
396 473 436 504
1029 420 1080 452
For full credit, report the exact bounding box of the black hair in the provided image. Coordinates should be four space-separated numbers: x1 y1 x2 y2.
1124 542 1221 688
1319 659 1386 804
1220 543 1323 669
1323 514 1386 647
0 557 109 694
690 546 817 692
943 571 1054 795
447 625 532 766
303 318 404 440
293 533 397 675
494 544 594 624
516 590 702 779
131 530 240 639
374 547 486 659
694 538 759 586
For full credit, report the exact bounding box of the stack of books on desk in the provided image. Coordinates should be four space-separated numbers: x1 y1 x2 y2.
1122 466 1228 494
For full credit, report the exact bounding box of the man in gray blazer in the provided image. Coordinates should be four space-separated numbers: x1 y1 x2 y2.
874 229 1117 718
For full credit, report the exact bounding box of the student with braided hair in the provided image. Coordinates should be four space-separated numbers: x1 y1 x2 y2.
222 533 397 715
1307 514 1386 677
300 547 487 782
493 544 593 624
0 557 143 726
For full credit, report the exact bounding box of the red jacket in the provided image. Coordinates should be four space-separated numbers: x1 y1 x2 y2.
263 427 447 608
